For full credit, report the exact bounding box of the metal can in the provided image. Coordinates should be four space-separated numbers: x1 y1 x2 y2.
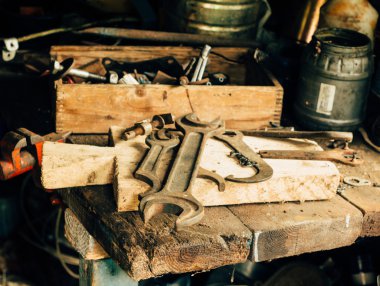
162 0 271 39
294 28 373 131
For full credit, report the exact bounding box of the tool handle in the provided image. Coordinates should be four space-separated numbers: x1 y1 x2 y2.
242 130 353 142
259 149 362 166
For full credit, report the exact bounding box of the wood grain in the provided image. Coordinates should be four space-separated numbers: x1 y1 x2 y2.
336 137 380 237
51 46 283 133
64 208 108 260
41 126 340 212
229 196 363 262
60 186 252 281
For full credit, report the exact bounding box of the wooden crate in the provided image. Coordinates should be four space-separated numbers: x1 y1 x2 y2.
51 46 283 133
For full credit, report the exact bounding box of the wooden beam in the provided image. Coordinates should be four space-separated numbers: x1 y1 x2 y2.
60 185 252 281
65 208 108 260
42 126 340 211
229 196 363 262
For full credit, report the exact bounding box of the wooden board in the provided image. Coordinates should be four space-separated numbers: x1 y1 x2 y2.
51 46 283 133
64 208 108 260
336 137 380 237
59 185 252 281
41 126 340 212
229 196 363 262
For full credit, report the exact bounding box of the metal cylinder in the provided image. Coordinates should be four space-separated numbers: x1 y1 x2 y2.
162 0 266 39
294 28 373 131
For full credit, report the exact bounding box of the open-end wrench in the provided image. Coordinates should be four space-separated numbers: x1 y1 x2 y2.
259 149 363 166
214 130 273 183
136 129 225 198
139 114 225 230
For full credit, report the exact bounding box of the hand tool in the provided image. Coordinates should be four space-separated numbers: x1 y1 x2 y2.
139 114 225 230
214 130 273 183
191 45 211 82
258 149 363 166
135 129 225 198
123 113 175 141
102 56 184 79
51 58 118 83
0 128 71 180
241 130 353 143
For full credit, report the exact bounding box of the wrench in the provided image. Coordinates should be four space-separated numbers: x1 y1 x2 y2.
259 149 363 166
214 130 273 183
139 114 225 230
136 129 225 198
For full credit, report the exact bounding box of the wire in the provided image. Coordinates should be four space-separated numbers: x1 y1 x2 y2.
55 208 80 279
359 127 380 153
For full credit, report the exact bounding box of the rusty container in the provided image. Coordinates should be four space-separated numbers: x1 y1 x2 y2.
319 0 378 46
294 28 373 131
162 0 271 39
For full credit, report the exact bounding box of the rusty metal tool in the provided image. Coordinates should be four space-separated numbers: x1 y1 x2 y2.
136 129 225 197
214 130 273 183
0 128 71 180
258 149 363 166
123 113 175 140
51 58 118 83
139 114 225 230
242 130 353 143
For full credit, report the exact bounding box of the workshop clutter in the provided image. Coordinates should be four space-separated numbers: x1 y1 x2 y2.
51 45 283 133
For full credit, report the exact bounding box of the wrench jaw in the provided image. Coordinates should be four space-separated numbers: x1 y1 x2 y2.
176 113 225 134
140 193 204 230
215 130 274 184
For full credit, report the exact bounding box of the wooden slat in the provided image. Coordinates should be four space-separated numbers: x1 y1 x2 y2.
60 186 251 281
229 196 363 262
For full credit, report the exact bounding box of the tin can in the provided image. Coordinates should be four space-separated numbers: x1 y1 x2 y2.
294 28 373 131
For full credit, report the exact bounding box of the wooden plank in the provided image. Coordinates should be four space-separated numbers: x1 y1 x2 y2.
51 46 283 133
65 209 108 260
336 137 380 237
60 185 252 281
229 196 363 262
41 127 340 212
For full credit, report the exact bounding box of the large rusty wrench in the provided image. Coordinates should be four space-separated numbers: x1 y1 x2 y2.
140 114 225 230
136 129 225 198
214 130 273 183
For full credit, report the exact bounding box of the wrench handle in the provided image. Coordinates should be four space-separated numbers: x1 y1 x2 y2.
259 149 363 166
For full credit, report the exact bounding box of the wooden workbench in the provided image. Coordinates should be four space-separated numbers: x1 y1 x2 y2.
60 135 380 282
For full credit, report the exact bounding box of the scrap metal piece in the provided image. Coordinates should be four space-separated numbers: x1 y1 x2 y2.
259 149 363 166
214 130 273 183
343 176 371 187
139 114 225 230
123 113 175 141
191 45 211 82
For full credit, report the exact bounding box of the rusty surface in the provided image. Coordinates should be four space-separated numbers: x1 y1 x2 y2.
139 114 225 230
259 148 363 166
214 130 273 183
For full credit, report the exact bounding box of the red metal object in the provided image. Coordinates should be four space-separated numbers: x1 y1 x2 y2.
0 128 71 181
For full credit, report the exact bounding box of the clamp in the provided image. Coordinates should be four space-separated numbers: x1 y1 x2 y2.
0 128 71 180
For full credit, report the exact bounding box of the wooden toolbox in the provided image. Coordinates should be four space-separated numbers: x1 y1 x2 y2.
51 46 283 133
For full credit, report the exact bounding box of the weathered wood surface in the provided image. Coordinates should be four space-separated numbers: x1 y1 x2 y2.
337 136 380 237
229 195 363 262
65 208 108 260
51 46 283 133
60 185 252 281
41 126 340 212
